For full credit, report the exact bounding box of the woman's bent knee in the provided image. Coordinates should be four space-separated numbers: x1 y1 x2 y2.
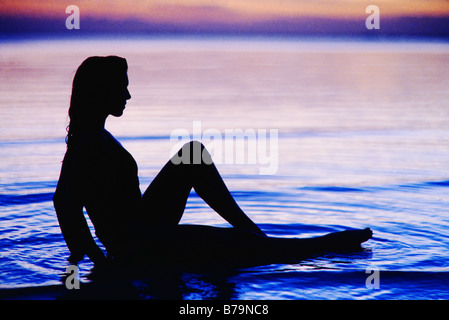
172 140 212 165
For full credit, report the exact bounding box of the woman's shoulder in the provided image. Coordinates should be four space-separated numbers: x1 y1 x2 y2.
69 129 110 154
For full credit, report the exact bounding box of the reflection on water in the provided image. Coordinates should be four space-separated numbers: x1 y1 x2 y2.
0 38 449 299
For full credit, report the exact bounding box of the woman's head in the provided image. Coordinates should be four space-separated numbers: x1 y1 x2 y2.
67 56 131 145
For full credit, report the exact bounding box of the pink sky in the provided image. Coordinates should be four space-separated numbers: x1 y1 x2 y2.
1 0 448 37
1 0 448 22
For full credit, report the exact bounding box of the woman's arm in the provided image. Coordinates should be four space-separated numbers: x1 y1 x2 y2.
54 195 105 265
53 145 107 266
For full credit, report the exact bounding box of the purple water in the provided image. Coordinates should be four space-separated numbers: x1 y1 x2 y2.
1 38 449 299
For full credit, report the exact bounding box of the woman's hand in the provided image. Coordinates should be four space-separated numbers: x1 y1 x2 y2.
68 252 85 265
86 245 108 268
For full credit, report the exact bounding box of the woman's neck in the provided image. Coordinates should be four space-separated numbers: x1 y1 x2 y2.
84 114 108 131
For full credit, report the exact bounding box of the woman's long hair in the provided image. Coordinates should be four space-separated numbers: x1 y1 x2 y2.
66 56 128 147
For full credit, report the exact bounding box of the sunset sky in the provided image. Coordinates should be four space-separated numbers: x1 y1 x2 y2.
1 0 448 37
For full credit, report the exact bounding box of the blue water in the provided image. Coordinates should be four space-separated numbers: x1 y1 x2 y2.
1 38 449 299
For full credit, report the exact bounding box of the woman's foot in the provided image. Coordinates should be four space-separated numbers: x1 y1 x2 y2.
321 228 373 251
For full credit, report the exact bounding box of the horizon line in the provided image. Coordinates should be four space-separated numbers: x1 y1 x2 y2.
1 14 449 40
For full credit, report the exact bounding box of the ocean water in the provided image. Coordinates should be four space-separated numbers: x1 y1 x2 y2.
1 37 449 299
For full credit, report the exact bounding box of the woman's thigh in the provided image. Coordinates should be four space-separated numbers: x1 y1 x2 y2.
140 158 193 226
127 225 268 265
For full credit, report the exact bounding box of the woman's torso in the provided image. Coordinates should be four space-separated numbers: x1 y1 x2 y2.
68 129 142 248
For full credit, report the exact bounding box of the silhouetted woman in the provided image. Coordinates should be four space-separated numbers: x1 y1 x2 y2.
54 56 372 268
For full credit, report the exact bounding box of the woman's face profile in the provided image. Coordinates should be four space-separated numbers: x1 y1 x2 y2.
103 72 131 117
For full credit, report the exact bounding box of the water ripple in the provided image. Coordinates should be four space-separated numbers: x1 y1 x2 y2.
0 192 54 206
